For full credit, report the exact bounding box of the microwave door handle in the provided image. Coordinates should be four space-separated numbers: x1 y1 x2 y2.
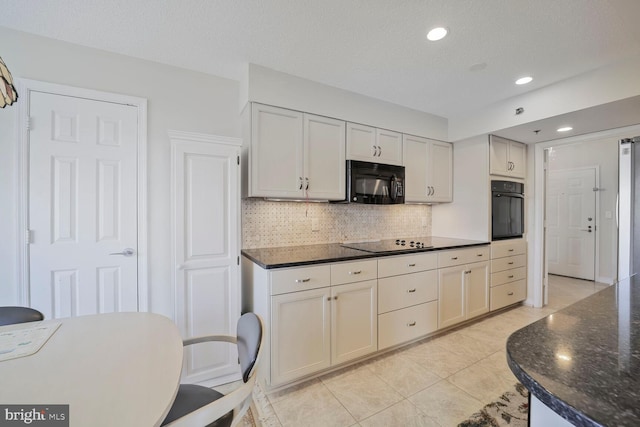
390 175 397 200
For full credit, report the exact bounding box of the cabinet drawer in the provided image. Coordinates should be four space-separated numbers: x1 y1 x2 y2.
378 270 438 314
378 301 438 350
331 260 377 285
491 254 526 273
270 265 331 295
491 267 526 287
490 280 526 311
491 240 526 258
438 246 490 268
378 252 437 278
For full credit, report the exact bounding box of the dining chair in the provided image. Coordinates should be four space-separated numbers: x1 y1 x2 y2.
0 306 44 326
162 312 264 427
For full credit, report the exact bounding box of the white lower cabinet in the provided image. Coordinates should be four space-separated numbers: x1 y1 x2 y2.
271 287 331 386
331 280 377 365
490 239 527 311
438 248 490 329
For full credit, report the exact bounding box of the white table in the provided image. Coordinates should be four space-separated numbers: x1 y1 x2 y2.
0 312 183 427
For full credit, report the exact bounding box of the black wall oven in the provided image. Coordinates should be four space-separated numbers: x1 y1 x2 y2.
491 180 524 240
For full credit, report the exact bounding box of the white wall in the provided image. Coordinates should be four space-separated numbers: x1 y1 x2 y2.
243 64 448 141
449 55 640 141
0 27 241 318
431 135 491 241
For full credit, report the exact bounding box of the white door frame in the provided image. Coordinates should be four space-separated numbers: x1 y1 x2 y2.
15 79 149 311
531 123 640 307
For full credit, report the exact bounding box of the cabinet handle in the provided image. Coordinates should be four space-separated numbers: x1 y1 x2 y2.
407 321 416 327
305 177 309 190
407 288 417 293
295 278 311 283
327 297 332 301
431 186 435 195
451 257 458 260
507 292 514 296
508 275 514 278
508 249 514 252
298 177 303 190
465 270 471 274
334 296 338 300
378 146 382 157
408 263 416 267
350 270 362 275
477 254 483 257
508 261 514 265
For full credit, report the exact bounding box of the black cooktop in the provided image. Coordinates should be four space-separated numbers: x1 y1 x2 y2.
341 238 434 254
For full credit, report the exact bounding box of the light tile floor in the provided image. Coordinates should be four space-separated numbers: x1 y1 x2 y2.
251 275 608 427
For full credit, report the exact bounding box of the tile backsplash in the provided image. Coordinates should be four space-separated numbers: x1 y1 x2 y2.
242 199 432 249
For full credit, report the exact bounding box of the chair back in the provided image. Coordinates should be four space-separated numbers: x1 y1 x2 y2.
236 313 262 383
0 306 44 326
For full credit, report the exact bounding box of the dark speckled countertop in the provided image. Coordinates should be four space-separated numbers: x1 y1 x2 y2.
507 276 640 426
241 236 488 269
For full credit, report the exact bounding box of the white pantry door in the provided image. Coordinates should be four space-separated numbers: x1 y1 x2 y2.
171 133 241 386
28 91 139 318
546 168 596 280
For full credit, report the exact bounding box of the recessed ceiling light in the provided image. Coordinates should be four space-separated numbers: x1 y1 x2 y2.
557 126 573 132
427 27 448 41
515 76 533 85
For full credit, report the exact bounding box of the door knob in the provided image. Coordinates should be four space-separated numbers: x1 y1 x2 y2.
109 248 135 257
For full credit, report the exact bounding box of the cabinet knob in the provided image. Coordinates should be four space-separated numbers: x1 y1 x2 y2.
407 321 416 327
407 288 417 293
295 278 311 283
334 296 338 300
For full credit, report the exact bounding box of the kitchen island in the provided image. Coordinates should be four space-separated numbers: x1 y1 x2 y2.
507 276 640 426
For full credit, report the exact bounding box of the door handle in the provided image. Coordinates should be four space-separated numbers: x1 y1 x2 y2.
109 248 135 257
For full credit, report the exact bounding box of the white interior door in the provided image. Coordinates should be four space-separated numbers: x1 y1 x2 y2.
28 91 139 318
546 168 596 280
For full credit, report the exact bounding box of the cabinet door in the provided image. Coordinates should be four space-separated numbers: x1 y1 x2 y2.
251 104 303 197
438 266 466 328
331 280 378 365
376 128 403 166
271 288 331 386
346 122 376 161
427 140 453 202
403 134 429 203
508 141 526 179
466 261 490 319
489 135 509 176
304 114 346 200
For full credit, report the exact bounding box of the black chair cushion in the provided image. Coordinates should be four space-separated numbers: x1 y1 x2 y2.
0 307 44 326
161 384 233 427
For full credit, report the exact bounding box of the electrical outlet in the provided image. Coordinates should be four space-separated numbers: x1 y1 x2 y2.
312 218 320 232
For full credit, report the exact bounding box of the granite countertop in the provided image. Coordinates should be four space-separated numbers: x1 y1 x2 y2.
241 236 489 269
507 276 640 426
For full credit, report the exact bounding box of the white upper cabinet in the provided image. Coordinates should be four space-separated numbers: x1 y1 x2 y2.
403 134 453 203
489 135 526 179
304 114 346 200
249 103 346 200
347 122 402 166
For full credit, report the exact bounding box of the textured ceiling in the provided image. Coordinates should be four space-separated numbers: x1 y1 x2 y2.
1 0 640 121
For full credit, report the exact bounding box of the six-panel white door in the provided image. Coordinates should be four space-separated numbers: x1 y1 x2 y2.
28 91 139 319
546 168 596 280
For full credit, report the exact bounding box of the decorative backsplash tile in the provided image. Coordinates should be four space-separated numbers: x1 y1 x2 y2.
242 199 432 249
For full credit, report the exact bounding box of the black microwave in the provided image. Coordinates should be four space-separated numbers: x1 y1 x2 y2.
342 160 405 204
